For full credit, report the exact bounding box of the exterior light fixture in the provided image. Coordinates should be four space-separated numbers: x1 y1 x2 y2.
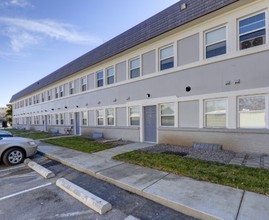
147 93 151 98
185 86 191 92
113 98 117 102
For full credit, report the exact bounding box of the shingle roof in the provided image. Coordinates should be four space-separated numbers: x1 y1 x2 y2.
10 0 238 103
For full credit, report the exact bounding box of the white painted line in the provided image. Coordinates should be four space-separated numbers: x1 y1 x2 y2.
56 178 112 215
0 165 25 173
0 183 52 201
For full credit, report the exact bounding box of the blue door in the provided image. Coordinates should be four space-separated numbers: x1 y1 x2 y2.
144 106 157 143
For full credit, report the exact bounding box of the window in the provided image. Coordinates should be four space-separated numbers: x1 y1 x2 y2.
97 70 103 87
55 88 59 99
204 99 227 128
47 90 51 101
160 45 174 71
160 103 175 126
81 111 88 125
239 12 266 50
106 108 114 126
81 77 87 92
60 113 64 125
238 95 266 128
205 26 226 58
129 106 140 126
69 113 74 125
106 67 114 85
29 97 32 105
55 114 59 125
129 58 140 79
69 81 74 95
59 85 64 97
33 96 36 104
97 110 104 126
41 93 45 102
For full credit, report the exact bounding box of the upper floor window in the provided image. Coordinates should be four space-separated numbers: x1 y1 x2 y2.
160 103 175 127
69 81 74 95
106 67 114 85
129 57 140 79
59 85 64 97
238 95 266 128
41 93 45 102
129 106 140 126
205 26 226 58
47 90 51 101
97 70 104 88
29 97 32 105
239 12 266 50
55 87 59 99
81 77 87 92
160 45 174 71
204 99 227 128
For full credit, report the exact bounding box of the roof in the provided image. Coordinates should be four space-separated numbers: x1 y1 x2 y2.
10 0 238 103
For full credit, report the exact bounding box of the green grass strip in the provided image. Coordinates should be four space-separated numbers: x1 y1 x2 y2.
43 136 112 153
114 150 269 195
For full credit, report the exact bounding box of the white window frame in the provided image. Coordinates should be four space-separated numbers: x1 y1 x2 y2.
81 111 88 126
96 70 104 88
96 109 104 126
129 106 140 126
204 25 227 59
69 81 74 95
204 98 228 128
81 76 87 92
55 87 59 99
159 44 174 71
69 113 74 125
106 66 115 85
47 90 51 101
238 11 266 51
55 114 59 125
237 94 267 129
160 103 175 127
129 57 140 79
106 108 115 126
59 85 64 97
60 113 64 125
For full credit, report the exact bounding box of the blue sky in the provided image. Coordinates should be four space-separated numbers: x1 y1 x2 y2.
0 0 179 107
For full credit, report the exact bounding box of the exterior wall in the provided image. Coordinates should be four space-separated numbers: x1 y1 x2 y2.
81 126 140 142
142 49 156 75
158 128 269 154
11 0 269 154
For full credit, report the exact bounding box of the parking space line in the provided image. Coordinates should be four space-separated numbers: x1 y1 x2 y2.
0 183 52 201
0 165 25 172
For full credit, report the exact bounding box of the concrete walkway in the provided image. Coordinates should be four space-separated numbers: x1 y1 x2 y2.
37 142 269 220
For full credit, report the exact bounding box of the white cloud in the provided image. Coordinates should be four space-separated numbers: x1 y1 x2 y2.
1 0 32 8
0 17 102 52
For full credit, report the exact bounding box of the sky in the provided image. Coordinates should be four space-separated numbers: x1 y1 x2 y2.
0 0 180 107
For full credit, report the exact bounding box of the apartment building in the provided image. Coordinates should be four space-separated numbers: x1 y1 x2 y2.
10 0 269 154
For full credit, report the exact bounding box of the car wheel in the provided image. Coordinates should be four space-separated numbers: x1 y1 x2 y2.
3 148 25 166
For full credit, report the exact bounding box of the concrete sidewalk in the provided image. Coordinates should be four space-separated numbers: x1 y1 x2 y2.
37 142 269 220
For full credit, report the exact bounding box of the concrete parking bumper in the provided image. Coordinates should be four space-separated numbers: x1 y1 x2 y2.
56 178 112 215
25 159 55 179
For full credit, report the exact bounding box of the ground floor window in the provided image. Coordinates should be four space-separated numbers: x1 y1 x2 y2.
97 110 104 126
204 99 227 128
81 111 88 126
55 114 59 125
238 95 266 128
60 113 64 125
106 108 115 126
129 106 140 126
69 113 74 125
160 103 175 126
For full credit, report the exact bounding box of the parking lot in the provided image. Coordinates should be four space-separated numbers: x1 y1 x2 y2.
0 154 195 220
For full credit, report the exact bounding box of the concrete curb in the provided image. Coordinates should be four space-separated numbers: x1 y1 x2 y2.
56 178 112 215
26 160 55 179
125 215 140 220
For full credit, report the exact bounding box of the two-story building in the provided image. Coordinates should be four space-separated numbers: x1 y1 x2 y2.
10 0 269 154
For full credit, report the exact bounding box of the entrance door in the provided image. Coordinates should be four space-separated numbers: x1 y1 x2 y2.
75 112 80 135
144 105 157 143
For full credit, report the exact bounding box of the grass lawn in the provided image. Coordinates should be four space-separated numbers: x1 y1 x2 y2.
114 150 269 195
42 136 113 153
6 129 57 140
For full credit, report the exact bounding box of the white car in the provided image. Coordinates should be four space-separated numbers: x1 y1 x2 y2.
0 137 38 165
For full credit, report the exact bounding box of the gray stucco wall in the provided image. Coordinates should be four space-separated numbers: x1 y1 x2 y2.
142 49 156 76
158 128 269 154
177 34 199 66
178 100 199 128
88 110 95 126
81 126 140 142
116 61 126 82
116 107 126 126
